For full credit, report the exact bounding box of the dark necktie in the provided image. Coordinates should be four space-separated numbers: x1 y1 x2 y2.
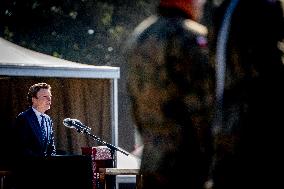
40 115 47 141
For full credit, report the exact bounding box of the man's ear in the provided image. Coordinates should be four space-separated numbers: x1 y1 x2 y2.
31 96 37 104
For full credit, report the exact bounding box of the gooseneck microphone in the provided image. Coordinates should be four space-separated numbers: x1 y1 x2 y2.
63 118 129 156
63 118 91 132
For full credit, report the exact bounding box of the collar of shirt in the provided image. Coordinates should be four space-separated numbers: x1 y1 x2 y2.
32 107 46 124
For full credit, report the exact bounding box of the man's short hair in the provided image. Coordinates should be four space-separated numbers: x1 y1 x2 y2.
27 83 51 105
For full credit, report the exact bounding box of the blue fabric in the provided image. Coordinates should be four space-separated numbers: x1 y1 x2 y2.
40 115 47 142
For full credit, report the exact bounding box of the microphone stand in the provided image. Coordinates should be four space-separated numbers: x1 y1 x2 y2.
74 123 129 159
73 123 129 189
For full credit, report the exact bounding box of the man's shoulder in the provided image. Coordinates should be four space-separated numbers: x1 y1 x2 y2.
132 15 159 37
182 19 208 36
17 107 34 118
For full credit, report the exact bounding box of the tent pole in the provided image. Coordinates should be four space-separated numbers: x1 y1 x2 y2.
111 78 119 168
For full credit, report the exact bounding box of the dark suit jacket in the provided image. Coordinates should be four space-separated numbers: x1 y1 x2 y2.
13 107 56 157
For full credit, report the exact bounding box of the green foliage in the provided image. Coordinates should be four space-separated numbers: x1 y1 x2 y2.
3 26 13 41
99 2 114 27
0 0 159 66
52 51 62 58
109 25 125 41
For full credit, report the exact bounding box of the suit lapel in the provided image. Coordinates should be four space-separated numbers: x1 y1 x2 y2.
26 108 45 146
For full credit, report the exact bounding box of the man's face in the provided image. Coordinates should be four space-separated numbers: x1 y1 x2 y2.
32 88 52 113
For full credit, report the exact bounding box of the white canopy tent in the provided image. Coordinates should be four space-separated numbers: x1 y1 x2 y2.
0 37 120 79
0 37 120 155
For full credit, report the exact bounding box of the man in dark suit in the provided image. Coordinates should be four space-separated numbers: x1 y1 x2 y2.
14 82 56 157
125 0 215 188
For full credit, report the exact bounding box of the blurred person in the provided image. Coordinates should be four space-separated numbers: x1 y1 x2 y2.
207 0 284 188
125 0 215 188
13 82 56 157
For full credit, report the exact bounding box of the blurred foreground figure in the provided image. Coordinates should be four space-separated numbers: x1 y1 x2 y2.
126 0 215 188
208 0 284 188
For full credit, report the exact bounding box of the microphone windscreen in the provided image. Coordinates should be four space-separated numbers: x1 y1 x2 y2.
63 118 72 127
63 118 91 131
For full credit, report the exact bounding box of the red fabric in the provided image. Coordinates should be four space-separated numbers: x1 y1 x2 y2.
81 146 113 189
159 0 194 19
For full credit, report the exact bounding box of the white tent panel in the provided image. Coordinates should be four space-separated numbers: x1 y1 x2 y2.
0 37 120 79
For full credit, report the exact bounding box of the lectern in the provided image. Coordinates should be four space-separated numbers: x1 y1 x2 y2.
13 155 93 189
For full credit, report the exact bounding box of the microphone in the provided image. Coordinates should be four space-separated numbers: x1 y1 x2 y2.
63 118 91 132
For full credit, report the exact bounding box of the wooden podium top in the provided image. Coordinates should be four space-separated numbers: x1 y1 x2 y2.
99 168 140 175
